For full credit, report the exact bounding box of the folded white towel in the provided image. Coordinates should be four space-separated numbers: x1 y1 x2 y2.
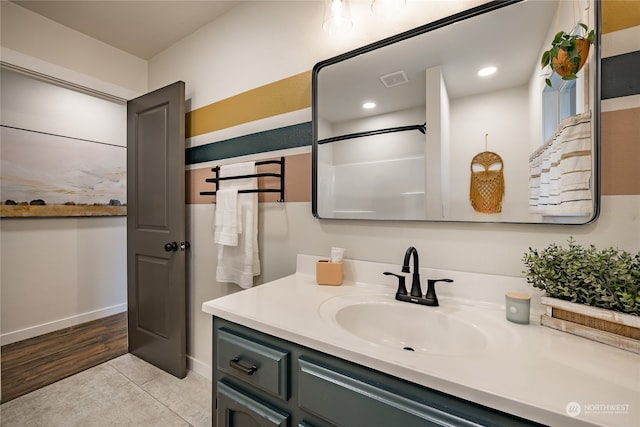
215 162 260 289
214 188 239 246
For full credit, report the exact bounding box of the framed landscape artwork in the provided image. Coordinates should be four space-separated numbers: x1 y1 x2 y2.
0 126 127 217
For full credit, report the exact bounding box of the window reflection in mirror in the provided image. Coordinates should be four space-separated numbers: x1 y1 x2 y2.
312 0 599 224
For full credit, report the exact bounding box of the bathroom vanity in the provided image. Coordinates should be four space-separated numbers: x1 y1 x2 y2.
211 318 537 427
203 255 639 427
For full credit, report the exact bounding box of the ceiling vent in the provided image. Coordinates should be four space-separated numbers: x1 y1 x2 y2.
379 70 409 88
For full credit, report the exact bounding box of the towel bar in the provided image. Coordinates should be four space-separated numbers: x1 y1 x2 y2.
199 157 285 202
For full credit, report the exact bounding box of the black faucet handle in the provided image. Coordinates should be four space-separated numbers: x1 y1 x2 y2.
424 278 454 306
383 272 407 296
428 278 454 285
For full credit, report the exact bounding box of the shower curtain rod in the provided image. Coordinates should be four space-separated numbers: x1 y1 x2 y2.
318 123 426 145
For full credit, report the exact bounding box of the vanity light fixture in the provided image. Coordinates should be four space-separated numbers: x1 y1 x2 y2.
477 66 497 77
362 101 376 109
371 0 406 14
323 0 353 35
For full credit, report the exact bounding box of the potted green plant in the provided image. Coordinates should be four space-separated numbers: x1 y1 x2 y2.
522 238 640 353
540 23 595 87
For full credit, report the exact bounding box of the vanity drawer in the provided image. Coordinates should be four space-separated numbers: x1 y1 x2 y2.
217 327 290 400
217 379 290 427
298 356 541 427
298 357 448 427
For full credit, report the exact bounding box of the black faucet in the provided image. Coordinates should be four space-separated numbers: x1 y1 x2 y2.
402 246 422 298
383 246 454 306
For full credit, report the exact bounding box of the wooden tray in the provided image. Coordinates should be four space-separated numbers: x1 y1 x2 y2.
540 297 640 354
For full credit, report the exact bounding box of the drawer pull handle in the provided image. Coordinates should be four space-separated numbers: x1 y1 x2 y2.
230 357 258 375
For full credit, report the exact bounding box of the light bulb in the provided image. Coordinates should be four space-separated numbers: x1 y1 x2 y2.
323 0 353 35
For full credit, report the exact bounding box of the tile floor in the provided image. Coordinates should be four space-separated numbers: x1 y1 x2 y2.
0 353 211 427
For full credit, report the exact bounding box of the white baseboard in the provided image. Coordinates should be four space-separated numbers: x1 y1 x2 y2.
0 303 128 346
187 354 212 380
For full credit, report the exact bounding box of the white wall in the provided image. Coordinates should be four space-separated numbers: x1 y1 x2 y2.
0 70 125 143
0 70 128 344
0 1 147 99
0 0 148 346
449 84 534 222
148 1 640 378
425 66 450 219
149 0 489 100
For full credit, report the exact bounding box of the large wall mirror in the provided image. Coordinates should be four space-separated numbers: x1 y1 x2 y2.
312 0 600 224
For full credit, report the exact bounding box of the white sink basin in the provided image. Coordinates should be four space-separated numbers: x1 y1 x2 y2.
334 301 487 355
319 294 508 356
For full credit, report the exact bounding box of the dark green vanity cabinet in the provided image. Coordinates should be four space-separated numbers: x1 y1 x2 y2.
212 318 543 427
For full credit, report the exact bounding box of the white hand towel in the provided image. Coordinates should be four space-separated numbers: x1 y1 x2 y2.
214 188 239 246
215 162 260 289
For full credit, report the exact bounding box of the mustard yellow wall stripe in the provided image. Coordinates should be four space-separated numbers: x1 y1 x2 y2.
602 0 640 34
186 71 312 138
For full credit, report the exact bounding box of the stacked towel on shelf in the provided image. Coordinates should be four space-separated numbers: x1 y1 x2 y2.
214 162 260 289
528 111 592 217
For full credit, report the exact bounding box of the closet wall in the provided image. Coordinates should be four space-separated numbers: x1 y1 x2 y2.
0 69 128 344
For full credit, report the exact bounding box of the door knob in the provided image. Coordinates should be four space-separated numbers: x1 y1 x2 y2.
180 242 190 251
164 242 178 252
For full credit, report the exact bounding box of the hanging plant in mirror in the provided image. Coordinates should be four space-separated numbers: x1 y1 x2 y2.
541 23 594 87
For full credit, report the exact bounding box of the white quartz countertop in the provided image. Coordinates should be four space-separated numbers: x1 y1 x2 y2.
202 255 640 427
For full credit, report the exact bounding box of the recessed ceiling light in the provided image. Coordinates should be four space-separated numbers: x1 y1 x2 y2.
362 102 376 109
478 66 497 77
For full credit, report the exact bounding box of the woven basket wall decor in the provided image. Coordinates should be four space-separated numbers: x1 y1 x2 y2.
470 151 504 214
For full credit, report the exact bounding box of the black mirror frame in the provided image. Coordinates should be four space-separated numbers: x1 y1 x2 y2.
312 0 600 224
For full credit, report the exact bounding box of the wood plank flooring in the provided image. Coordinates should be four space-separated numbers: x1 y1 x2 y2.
1 312 128 403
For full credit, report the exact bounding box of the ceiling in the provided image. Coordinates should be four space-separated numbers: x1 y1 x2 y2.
318 0 558 123
10 0 241 59
12 0 558 122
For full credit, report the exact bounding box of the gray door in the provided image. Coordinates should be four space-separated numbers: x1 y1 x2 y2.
127 81 186 378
